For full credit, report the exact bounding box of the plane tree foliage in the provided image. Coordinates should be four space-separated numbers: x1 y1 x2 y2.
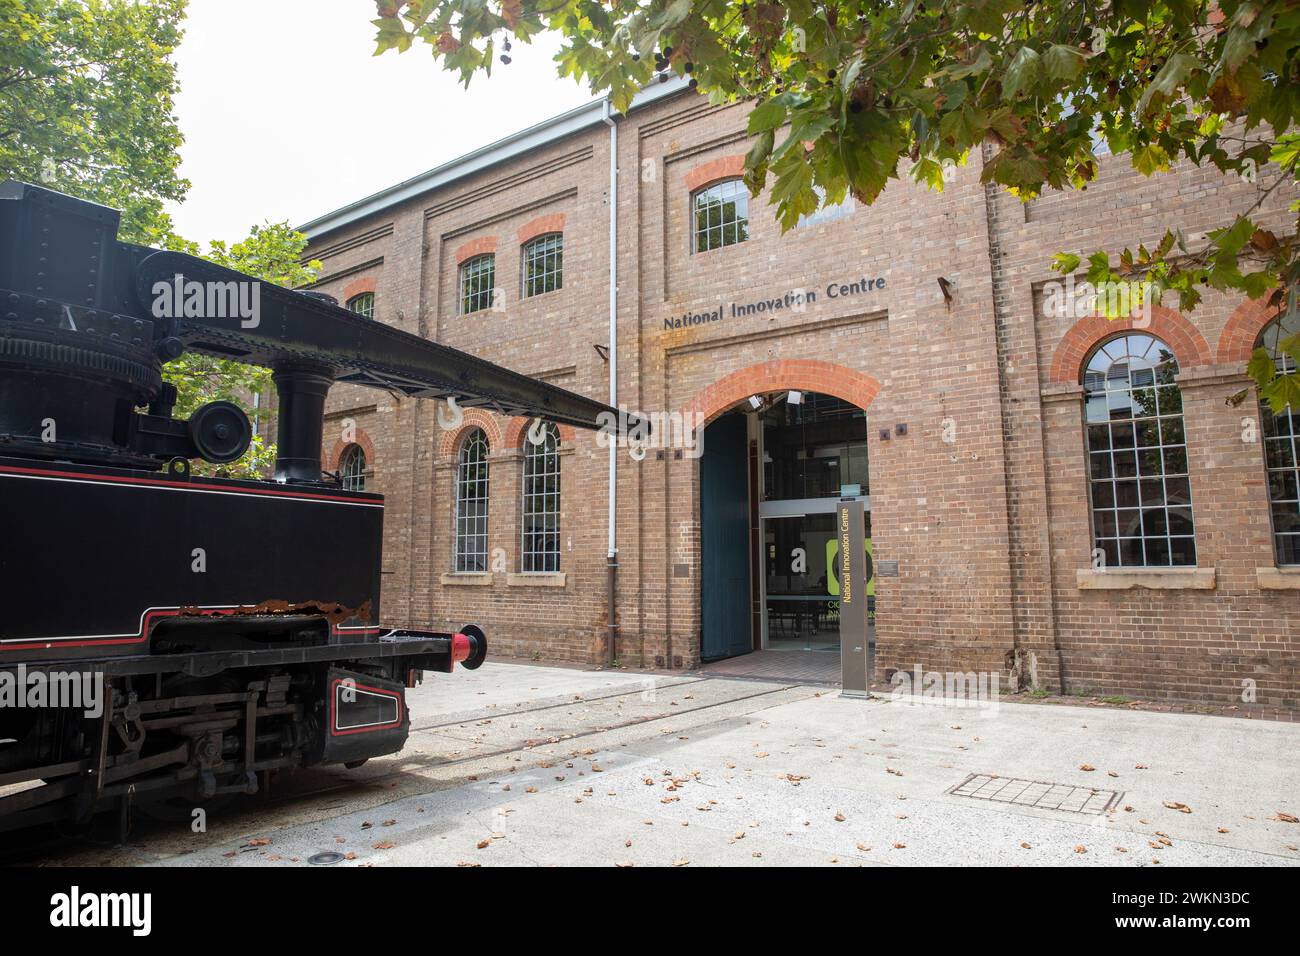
371 0 1300 407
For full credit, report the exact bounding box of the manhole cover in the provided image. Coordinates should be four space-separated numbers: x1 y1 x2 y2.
947 773 1122 814
307 851 346 865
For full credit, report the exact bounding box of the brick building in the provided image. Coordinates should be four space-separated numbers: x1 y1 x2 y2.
299 79 1299 707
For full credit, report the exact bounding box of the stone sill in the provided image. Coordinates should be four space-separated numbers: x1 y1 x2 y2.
1257 567 1300 590
1076 568 1216 590
506 572 567 588
440 572 492 587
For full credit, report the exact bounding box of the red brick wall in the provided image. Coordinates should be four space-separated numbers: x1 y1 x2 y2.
301 90 1299 708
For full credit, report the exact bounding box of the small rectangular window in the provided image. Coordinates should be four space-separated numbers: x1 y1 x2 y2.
460 254 496 314
692 180 749 254
522 234 563 298
346 292 374 319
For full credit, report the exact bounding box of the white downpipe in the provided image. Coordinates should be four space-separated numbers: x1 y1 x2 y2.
602 98 619 664
602 99 618 561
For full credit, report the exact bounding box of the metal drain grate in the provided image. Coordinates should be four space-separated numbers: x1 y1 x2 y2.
947 773 1123 815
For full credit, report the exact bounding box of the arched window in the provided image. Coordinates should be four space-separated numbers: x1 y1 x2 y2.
340 443 367 492
454 428 490 572
460 254 496 314
522 234 563 297
692 179 749 253
1259 308 1300 565
346 292 374 319
521 423 561 572
1083 333 1196 568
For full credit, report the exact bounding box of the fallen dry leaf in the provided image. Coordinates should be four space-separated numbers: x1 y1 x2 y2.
1277 812 1299 824
1074 845 1087 854
1079 764 1095 772
372 841 396 850
1163 801 1192 813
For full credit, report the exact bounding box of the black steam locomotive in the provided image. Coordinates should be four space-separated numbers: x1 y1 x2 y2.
0 181 618 832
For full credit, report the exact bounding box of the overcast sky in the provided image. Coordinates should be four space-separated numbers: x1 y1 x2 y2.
165 0 598 245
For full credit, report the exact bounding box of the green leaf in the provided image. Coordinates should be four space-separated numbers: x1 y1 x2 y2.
1002 46 1042 101
1052 253 1082 274
948 47 993 79
1248 346 1277 387
1211 215 1255 256
748 99 787 135
745 128 775 174
939 104 987 146
1043 44 1086 81
661 0 693 29
372 17 411 55
1086 251 1111 284
1261 372 1300 414
1132 143 1170 176
1138 53 1197 113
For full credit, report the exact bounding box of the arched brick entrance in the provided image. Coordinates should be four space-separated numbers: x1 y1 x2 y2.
684 359 882 424
683 360 882 677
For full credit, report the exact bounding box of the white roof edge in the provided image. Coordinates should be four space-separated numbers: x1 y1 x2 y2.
299 75 692 240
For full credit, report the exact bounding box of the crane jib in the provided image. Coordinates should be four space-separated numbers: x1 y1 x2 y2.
133 250 632 434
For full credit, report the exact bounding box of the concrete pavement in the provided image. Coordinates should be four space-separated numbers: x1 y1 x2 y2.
45 660 1300 867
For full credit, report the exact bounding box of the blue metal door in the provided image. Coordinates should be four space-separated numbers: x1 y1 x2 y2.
700 413 751 660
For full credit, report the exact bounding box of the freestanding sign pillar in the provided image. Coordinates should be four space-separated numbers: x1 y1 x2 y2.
837 498 870 697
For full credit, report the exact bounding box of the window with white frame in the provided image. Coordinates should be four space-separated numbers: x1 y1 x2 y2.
522 233 563 297
1083 333 1196 568
460 254 496 314
1259 308 1300 565
521 423 561 572
453 428 490 572
692 179 749 253
340 443 367 492
346 292 374 319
